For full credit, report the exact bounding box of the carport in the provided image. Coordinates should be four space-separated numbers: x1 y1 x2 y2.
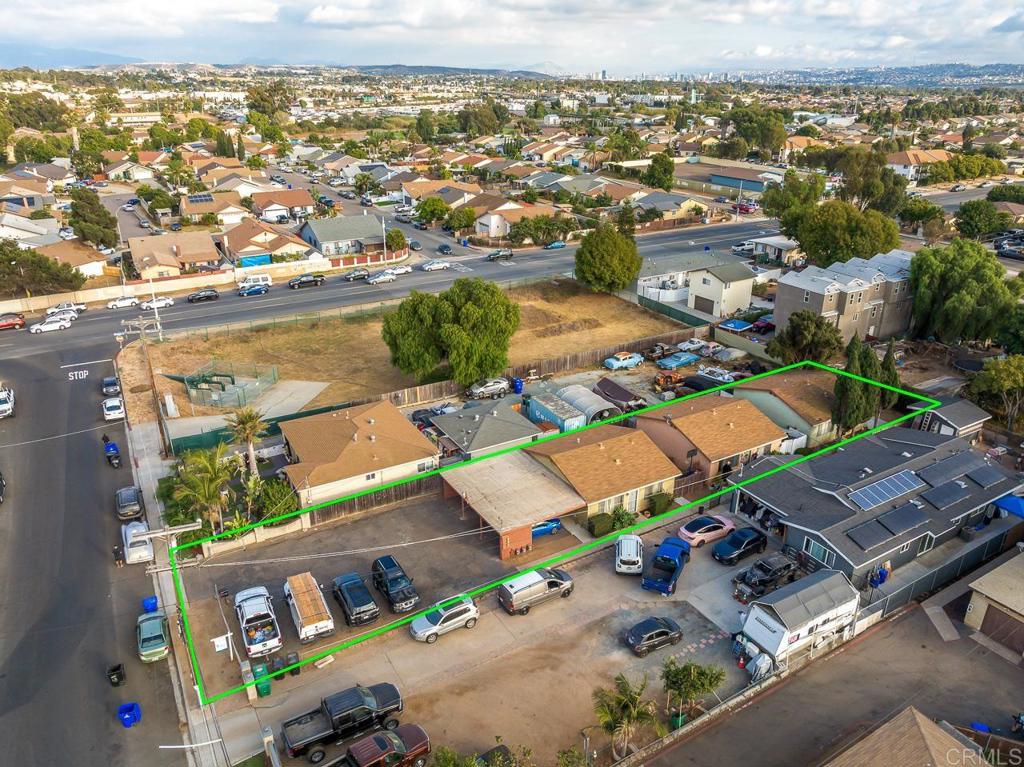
443 451 586 559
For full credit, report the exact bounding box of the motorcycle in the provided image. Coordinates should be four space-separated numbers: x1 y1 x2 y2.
0 472 5 503
105 440 122 468
1013 713 1024 735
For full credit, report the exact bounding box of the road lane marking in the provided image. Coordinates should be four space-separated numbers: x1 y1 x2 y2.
60 359 112 369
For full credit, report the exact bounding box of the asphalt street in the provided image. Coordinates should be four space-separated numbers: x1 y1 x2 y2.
0 343 184 766
922 185 993 212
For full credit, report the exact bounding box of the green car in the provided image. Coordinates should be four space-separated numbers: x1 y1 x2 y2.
137 610 170 663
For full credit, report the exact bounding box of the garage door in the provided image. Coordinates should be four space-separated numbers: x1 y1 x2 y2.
980 604 1024 654
693 295 715 314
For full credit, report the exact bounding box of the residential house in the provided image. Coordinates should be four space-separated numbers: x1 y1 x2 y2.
135 150 172 171
750 235 803 266
107 111 162 127
885 149 953 185
634 397 788 491
634 251 750 303
0 178 52 212
634 191 708 220
179 191 249 226
729 428 1022 589
475 202 561 239
908 397 991 442
992 200 1024 225
779 135 826 162
298 215 385 258
221 218 311 264
963 552 1024 658
210 173 276 199
128 231 221 278
524 424 680 517
279 401 440 506
0 212 61 247
5 162 76 190
251 189 316 222
36 239 108 278
732 369 838 447
686 261 756 317
103 160 155 183
774 249 914 343
429 399 542 461
199 166 266 188
400 179 481 207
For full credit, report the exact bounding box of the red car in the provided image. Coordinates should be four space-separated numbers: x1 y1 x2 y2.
678 514 736 548
732 202 758 214
343 724 430 767
0 313 26 330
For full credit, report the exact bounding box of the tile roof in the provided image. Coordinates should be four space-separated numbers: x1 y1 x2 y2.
36 239 108 269
128 231 219 270
280 401 438 488
525 424 678 502
636 397 786 461
222 217 308 255
885 149 953 166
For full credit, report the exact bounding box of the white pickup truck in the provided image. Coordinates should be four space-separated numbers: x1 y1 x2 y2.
0 386 13 418
46 301 86 315
234 587 282 658
283 572 335 644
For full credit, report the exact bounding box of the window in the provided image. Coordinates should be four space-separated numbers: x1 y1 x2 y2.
417 461 432 473
365 472 377 481
702 277 711 286
870 306 877 318
802 537 836 568
827 293 834 302
899 542 911 553
917 534 935 555
803 290 810 303
853 313 859 322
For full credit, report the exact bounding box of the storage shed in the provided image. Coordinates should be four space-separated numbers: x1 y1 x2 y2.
556 384 623 424
524 392 586 433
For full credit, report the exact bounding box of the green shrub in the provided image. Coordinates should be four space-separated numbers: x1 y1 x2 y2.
588 512 614 538
611 505 638 531
648 492 674 517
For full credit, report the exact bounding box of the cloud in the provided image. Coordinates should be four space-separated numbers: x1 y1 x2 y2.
993 11 1024 32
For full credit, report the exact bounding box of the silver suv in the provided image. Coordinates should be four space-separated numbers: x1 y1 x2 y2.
467 377 511 400
408 595 479 643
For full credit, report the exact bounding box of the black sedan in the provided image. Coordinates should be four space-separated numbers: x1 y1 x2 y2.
623 616 683 657
186 288 220 303
409 240 422 251
711 527 768 565
437 244 453 255
287 273 325 289
343 267 370 281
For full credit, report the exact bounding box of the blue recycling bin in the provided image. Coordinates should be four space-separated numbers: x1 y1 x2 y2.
118 702 142 728
461 238 469 246
142 595 159 613
512 377 524 394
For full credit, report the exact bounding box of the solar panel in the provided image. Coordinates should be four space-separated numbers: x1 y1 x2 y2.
967 465 1004 489
847 520 893 551
921 480 971 510
188 193 214 204
877 503 929 535
849 469 926 511
918 452 985 488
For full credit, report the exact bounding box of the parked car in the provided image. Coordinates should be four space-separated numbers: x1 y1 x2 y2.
641 342 676 361
186 288 220 303
732 554 800 603
614 534 644 575
951 183 967 192
408 241 422 251
101 376 121 396
752 315 775 334
107 296 139 310
372 555 420 613
437 244 453 255
395 213 412 223
122 203 136 212
122 520 154 564
367 270 397 285
603 351 645 370
409 595 479 644
140 296 174 310
420 259 450 271
714 196 729 203
331 573 381 627
344 267 371 281
466 377 511 399
235 586 282 658
169 222 182 231
0 313 26 330
47 301 86 315
544 240 566 250
531 518 563 537
698 341 724 358
657 352 700 370
678 514 736 548
677 338 706 353
413 221 428 230
238 284 270 297
48 309 80 324
711 527 768 565
29 316 72 334
139 220 150 229
341 724 429 767
623 616 683 657
102 397 125 421
340 190 357 200
115 485 144 520
386 264 413 276
979 181 994 188
288 273 326 289
641 537 690 596
409 409 434 429
485 249 513 262
497 568 573 615
136 610 171 663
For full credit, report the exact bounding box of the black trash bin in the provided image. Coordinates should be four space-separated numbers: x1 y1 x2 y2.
107 663 126 687
271 657 287 681
287 652 300 677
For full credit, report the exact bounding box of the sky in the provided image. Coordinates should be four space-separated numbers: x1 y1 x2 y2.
6 0 1024 72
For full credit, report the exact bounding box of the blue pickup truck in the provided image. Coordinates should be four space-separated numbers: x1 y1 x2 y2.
641 537 691 596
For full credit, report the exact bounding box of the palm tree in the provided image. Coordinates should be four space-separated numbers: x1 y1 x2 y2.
173 445 233 532
226 406 267 475
592 674 665 760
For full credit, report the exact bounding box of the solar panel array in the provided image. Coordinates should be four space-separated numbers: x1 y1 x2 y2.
918 452 985 488
922 480 972 511
846 521 892 551
877 504 929 535
849 470 926 511
187 192 214 204
967 465 1004 489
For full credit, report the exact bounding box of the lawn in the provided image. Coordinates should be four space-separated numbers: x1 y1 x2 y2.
121 279 682 423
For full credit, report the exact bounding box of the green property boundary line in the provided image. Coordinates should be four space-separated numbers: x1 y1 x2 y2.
170 359 940 705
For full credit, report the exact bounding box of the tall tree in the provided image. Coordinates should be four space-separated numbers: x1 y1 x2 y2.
385 227 407 252
444 206 477 233
641 153 675 192
832 335 869 436
761 169 825 219
859 343 883 422
214 130 233 158
226 407 267 475
0 240 85 298
172 444 233 532
416 197 450 225
574 223 642 293
68 187 118 248
765 310 843 364
954 199 1011 239
970 356 1024 432
415 109 435 142
786 200 900 267
616 203 636 238
879 338 901 411
235 134 246 161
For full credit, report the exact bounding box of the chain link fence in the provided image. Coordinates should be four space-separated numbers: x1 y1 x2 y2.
181 361 279 408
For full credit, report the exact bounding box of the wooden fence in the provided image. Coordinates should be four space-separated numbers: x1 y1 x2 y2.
308 475 442 526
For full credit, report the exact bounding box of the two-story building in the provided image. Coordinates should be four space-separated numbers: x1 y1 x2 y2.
686 261 756 317
885 149 952 185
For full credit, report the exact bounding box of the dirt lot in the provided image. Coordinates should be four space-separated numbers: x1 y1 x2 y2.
121 280 681 423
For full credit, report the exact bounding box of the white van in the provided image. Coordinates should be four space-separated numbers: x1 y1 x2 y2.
283 572 335 644
237 273 273 289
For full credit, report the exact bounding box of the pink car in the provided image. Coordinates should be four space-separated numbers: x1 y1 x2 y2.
678 514 736 548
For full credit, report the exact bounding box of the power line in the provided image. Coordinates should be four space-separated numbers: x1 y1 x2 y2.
0 422 111 449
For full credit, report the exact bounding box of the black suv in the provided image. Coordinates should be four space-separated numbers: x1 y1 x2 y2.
344 267 370 281
332 572 381 626
371 556 420 613
186 288 220 303
623 616 683 657
288 273 326 289
115 486 144 520
732 554 799 603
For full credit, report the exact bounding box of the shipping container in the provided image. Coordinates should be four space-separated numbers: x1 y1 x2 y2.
524 393 586 432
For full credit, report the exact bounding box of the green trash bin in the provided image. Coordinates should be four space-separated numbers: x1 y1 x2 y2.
253 663 271 698
670 711 687 730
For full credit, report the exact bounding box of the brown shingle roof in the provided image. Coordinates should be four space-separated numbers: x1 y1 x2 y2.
525 424 678 502
823 707 971 767
251 189 316 209
280 401 439 488
179 190 244 217
36 240 107 269
223 217 307 255
736 369 836 426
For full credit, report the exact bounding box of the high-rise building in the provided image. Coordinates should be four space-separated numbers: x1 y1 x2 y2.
601 69 607 80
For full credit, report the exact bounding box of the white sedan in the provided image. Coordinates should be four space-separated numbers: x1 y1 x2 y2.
49 310 80 323
140 296 174 310
102 397 125 421
29 316 71 333
107 296 139 310
677 338 706 353
421 259 451 271
366 270 397 285
386 264 413 276
122 521 154 565
121 204 136 212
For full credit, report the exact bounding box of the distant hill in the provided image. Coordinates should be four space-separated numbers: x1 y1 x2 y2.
0 42 141 69
743 63 1024 87
342 64 552 80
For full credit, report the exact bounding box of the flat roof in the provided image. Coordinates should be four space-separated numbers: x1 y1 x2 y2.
969 551 1024 612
